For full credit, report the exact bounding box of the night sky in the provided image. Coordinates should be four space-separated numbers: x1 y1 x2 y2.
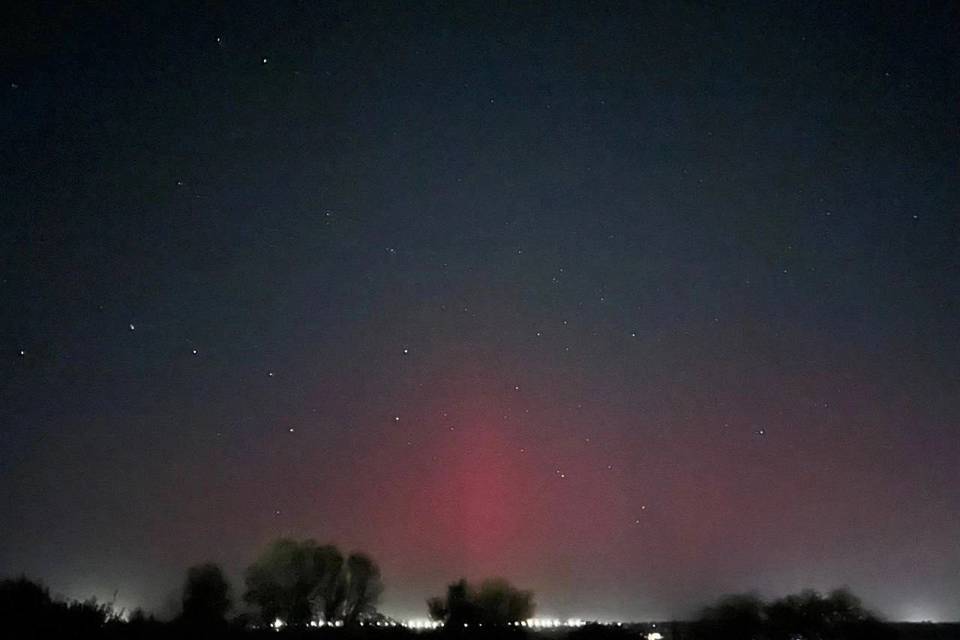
2 1 959 623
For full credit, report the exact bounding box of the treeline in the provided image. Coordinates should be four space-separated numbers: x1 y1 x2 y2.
688 589 897 640
0 537 386 636
0 539 921 639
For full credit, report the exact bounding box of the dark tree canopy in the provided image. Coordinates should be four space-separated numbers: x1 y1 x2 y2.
242 538 382 626
180 563 231 627
428 577 534 627
696 593 767 640
694 588 895 640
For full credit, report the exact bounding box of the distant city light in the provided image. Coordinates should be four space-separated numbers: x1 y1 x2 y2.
524 617 569 628
404 618 442 629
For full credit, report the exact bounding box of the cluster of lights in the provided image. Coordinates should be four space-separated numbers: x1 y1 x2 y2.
403 619 443 629
309 620 344 628
491 618 589 628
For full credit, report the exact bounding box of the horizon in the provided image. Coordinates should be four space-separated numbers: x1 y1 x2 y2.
9 569 958 625
15 545 959 624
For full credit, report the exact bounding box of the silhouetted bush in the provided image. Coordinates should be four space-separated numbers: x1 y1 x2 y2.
0 575 119 636
0 575 54 626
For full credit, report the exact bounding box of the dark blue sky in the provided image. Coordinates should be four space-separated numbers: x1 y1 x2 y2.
2 1 958 622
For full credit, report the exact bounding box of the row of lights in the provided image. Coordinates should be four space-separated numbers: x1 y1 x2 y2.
271 617 662 638
517 618 586 628
272 619 347 629
406 618 592 629
404 619 444 629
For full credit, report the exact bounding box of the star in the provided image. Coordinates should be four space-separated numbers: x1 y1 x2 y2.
402 347 409 355
267 371 274 377
129 323 135 331
18 349 25 356
191 349 198 355
262 57 269 64
288 428 295 433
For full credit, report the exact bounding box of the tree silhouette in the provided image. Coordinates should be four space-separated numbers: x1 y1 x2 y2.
310 544 346 623
180 563 231 628
244 538 344 626
243 538 383 626
343 552 384 624
428 577 534 627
